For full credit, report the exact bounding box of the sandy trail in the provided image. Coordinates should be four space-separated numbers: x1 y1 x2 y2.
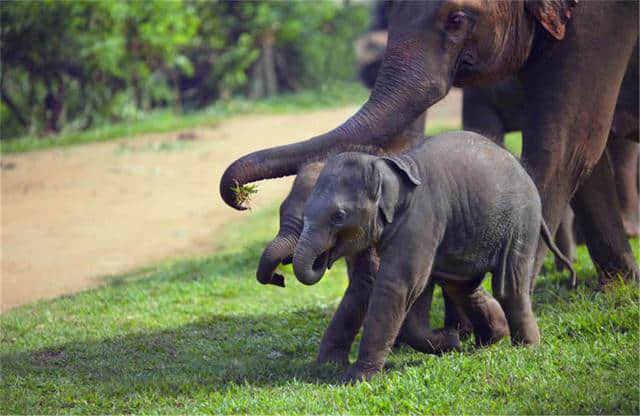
1 90 461 311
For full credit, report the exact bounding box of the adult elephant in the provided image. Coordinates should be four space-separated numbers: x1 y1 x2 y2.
463 75 639 238
356 6 639 260
221 1 639 283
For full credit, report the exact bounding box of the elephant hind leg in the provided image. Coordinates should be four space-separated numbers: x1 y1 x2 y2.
609 139 640 237
441 278 510 348
571 151 639 285
443 290 474 341
399 279 461 354
492 235 540 346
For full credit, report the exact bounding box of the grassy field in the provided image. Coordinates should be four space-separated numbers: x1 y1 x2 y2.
0 82 369 154
1 197 638 414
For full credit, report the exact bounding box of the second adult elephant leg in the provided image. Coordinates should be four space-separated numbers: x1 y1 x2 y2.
571 151 639 285
316 248 378 366
608 139 639 237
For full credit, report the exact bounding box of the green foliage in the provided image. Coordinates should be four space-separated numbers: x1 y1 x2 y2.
1 203 638 414
1 0 370 140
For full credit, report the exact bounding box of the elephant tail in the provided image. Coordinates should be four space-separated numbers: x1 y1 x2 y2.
540 220 577 289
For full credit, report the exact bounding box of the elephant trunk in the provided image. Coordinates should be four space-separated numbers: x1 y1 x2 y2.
256 231 298 287
293 229 332 286
219 41 446 210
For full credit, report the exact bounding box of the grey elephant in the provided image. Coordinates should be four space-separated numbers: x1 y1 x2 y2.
293 131 574 383
256 157 506 361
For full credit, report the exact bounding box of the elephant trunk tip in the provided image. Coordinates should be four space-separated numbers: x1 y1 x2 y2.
220 164 250 211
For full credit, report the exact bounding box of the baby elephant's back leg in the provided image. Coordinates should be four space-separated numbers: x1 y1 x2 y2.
439 277 510 347
491 223 541 345
398 279 462 354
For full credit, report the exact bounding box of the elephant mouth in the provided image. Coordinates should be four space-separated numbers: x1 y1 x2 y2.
314 245 344 273
313 249 331 274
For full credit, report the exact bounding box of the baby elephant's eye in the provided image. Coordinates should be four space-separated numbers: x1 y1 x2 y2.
330 210 346 224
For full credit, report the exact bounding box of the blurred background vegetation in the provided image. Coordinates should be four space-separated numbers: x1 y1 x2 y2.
1 0 370 141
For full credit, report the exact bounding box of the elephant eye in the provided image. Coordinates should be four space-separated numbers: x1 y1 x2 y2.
330 210 346 224
445 11 467 32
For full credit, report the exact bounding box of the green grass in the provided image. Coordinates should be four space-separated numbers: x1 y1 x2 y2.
1 201 638 414
0 82 369 154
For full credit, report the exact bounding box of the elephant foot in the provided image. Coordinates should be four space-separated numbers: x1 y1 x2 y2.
597 252 639 287
399 326 461 354
316 348 350 368
443 309 473 341
475 319 510 347
508 318 541 346
341 362 381 384
473 297 510 347
622 215 640 238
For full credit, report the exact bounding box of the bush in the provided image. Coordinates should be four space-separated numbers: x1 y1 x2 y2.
0 0 370 140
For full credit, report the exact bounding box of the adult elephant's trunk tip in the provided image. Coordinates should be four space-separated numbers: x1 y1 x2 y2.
219 145 302 210
220 160 250 211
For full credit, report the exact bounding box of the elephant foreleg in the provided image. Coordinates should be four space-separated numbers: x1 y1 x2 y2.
316 248 378 367
520 6 638 286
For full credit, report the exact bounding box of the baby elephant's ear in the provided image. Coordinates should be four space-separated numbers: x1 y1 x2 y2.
380 154 422 186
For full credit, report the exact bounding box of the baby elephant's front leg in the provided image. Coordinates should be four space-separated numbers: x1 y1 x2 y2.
316 248 378 367
343 272 427 383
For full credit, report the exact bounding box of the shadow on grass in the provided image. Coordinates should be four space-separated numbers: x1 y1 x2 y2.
2 307 347 401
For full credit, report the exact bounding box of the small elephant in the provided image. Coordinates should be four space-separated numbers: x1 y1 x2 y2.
293 131 574 383
255 159 487 361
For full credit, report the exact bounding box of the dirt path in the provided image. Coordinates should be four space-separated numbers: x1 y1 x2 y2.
1 90 461 311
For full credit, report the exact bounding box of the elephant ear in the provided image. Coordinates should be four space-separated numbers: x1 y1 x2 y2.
380 154 422 186
374 154 422 224
525 0 578 40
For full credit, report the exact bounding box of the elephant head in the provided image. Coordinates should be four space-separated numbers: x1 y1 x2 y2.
293 152 421 285
220 0 577 210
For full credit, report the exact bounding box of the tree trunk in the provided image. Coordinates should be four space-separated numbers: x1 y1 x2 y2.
248 30 278 100
248 57 265 100
262 30 277 98
0 85 28 128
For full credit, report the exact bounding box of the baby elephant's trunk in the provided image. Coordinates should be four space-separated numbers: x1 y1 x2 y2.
540 220 577 288
293 230 330 286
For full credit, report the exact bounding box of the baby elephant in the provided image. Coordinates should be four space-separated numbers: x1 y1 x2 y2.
292 131 574 383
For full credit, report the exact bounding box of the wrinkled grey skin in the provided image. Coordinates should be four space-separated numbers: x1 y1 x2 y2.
256 157 490 361
294 131 574 383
